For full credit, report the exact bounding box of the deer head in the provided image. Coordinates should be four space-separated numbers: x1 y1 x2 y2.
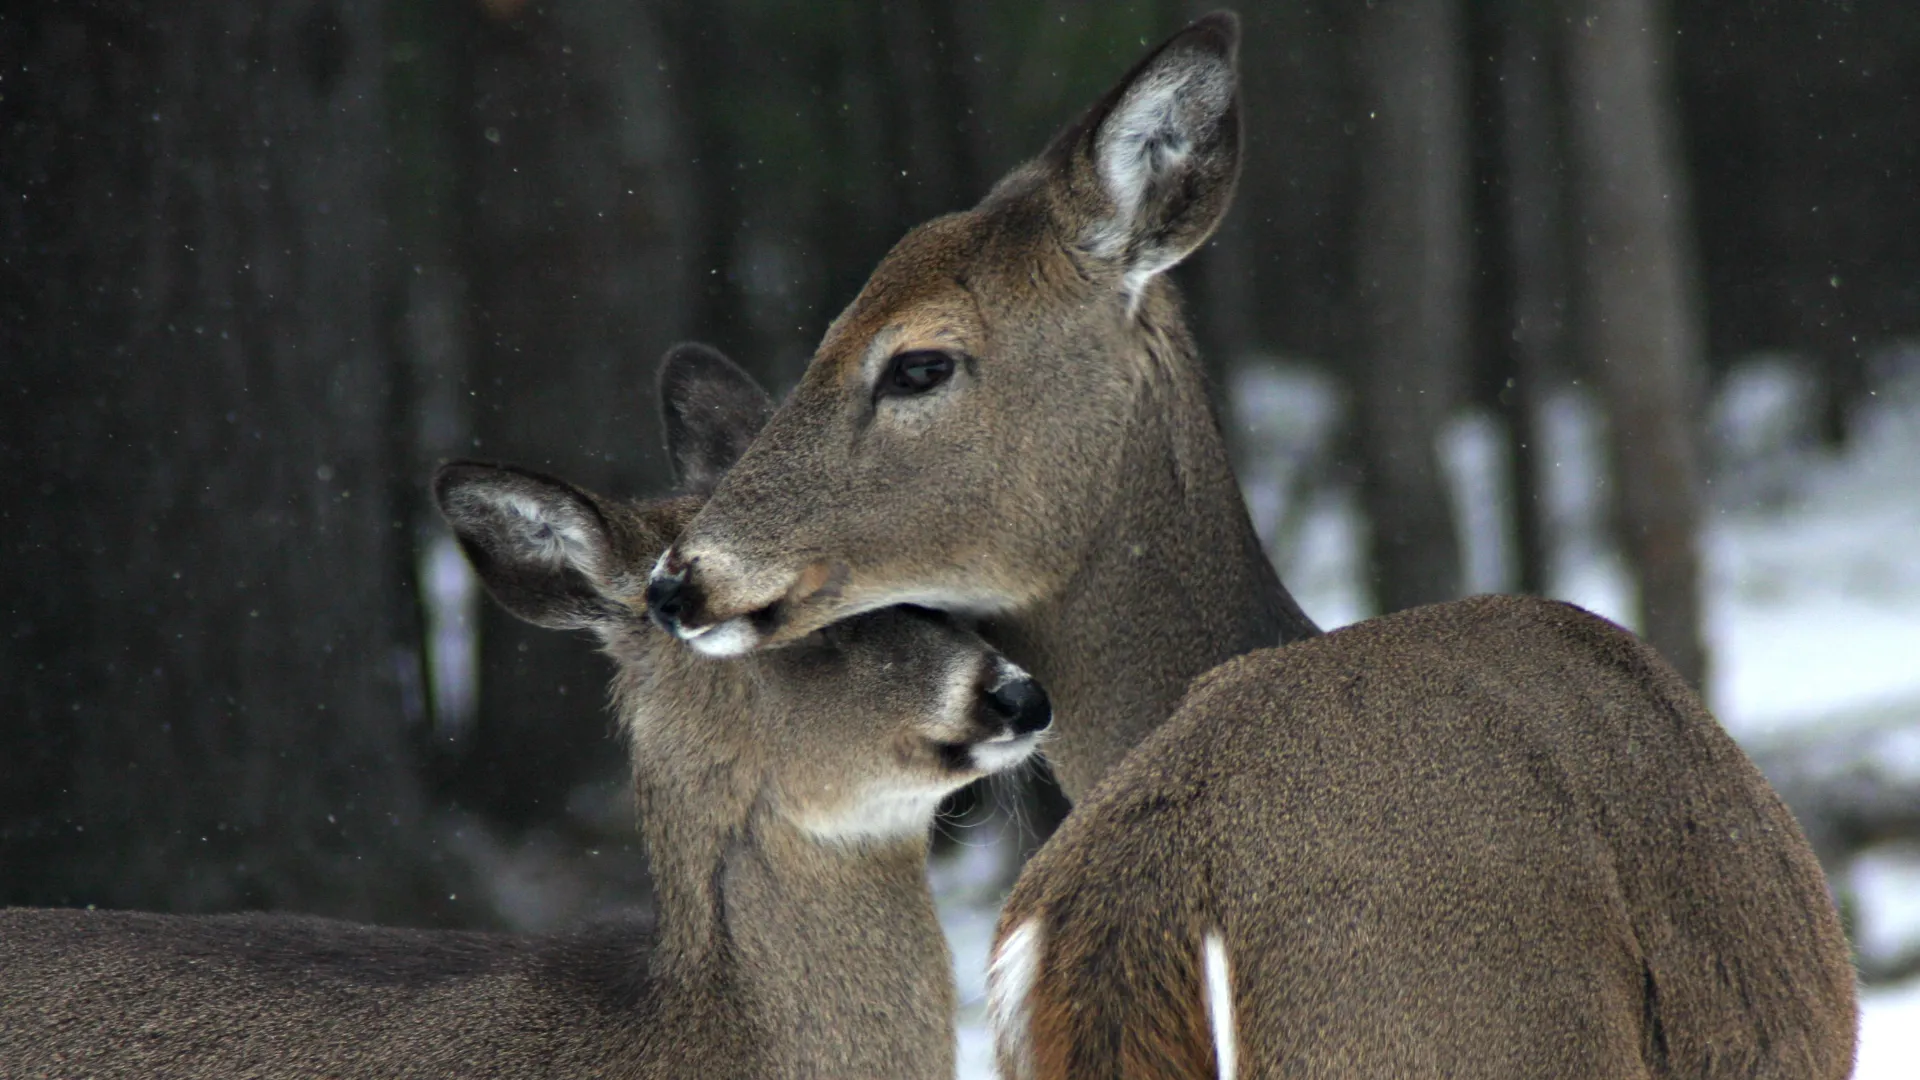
646 14 1245 657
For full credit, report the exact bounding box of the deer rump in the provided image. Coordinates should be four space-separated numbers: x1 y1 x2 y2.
997 596 1855 1080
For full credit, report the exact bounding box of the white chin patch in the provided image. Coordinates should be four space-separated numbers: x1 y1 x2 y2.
799 787 945 846
970 732 1042 775
683 619 759 658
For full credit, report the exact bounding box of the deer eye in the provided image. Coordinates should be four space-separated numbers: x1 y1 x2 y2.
878 350 957 399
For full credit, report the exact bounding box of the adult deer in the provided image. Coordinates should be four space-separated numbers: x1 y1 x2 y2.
642 11 1856 1078
0 347 1050 1080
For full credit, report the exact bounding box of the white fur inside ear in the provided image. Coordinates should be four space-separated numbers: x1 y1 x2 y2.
497 491 598 571
1089 53 1234 306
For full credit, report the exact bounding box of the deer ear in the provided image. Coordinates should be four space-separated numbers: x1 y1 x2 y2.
433 462 624 631
658 343 774 493
1049 12 1241 305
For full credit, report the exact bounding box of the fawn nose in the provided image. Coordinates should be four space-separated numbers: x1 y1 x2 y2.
646 556 696 633
986 664 1051 737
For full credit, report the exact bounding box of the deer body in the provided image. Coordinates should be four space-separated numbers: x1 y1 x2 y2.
643 11 1856 1077
993 596 1854 1078
0 349 1050 1079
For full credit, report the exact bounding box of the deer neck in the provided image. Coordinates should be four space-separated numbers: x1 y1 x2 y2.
719 818 953 1080
637 770 952 1080
995 318 1320 801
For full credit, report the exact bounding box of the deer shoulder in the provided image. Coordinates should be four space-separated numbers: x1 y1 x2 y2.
993 595 1854 1079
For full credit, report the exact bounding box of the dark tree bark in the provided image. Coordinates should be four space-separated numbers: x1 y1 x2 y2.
455 0 693 828
1675 0 1920 448
1562 0 1709 689
0 3 454 921
656 0 758 378
388 0 479 741
877 0 986 224
1483 0 1571 597
1217 1 1354 367
1349 0 1471 613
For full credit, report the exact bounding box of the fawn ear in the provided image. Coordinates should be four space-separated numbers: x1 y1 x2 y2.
658 343 774 493
1045 12 1242 306
434 462 625 631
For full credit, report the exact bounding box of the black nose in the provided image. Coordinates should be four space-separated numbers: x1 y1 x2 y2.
646 564 691 632
986 669 1051 737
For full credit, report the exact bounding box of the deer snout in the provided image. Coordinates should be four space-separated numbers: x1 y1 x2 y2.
985 661 1052 738
645 551 699 634
644 547 791 656
965 659 1049 775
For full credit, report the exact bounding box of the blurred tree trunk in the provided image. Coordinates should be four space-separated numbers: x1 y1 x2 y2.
1240 2 1355 368
1562 0 1709 688
456 0 693 827
1674 1 1920 451
877 0 985 223
657 0 758 378
388 0 479 743
1349 0 1470 613
1485 0 1570 597
0 3 455 921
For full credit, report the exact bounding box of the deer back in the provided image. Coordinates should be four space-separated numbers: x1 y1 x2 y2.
992 596 1856 1079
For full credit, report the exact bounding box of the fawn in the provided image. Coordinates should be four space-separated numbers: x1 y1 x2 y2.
0 345 1049 1079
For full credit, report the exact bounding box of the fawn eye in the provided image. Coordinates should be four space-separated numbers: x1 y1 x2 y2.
878 350 957 399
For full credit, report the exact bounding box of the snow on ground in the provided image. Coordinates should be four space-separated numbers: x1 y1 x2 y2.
1851 847 1920 973
938 355 1920 1077
1858 979 1920 1079
928 819 1013 1080
1705 374 1920 741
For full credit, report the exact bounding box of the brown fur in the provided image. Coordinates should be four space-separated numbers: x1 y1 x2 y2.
647 12 1856 1078
0 350 1048 1079
1021 914 1217 1080
1001 597 1854 1079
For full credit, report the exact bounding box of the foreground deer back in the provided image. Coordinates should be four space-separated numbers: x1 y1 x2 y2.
0 347 1050 1080
991 596 1855 1079
639 12 1856 1078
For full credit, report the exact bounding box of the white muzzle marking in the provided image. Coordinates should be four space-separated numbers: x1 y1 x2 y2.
683 618 759 657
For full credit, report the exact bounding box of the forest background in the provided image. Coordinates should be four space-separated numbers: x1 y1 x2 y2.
5 0 1917 992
